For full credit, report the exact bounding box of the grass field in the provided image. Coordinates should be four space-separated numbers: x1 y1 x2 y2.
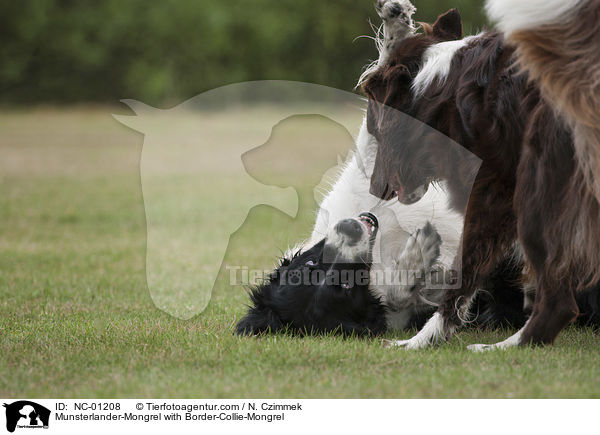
1 107 600 398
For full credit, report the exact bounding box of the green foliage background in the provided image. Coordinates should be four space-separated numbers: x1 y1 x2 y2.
0 0 488 105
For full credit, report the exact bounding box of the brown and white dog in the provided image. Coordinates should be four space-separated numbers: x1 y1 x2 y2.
361 0 600 349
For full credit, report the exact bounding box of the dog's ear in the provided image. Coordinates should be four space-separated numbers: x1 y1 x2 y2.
362 64 412 105
432 8 462 41
362 64 413 141
235 285 284 335
419 21 434 36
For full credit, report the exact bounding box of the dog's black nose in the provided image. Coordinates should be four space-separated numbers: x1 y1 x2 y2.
335 219 364 242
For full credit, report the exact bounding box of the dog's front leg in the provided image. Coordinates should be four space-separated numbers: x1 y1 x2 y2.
386 188 518 349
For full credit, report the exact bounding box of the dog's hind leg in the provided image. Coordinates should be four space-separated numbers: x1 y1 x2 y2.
518 253 579 345
469 278 578 351
469 149 580 351
469 257 578 351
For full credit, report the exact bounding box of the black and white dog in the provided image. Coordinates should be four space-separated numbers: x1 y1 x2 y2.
235 79 481 335
236 210 446 335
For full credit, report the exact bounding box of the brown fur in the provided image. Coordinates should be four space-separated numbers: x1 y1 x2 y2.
362 9 600 346
510 1 600 206
505 0 600 343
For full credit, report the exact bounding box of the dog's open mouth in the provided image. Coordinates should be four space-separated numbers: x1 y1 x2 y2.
358 212 379 238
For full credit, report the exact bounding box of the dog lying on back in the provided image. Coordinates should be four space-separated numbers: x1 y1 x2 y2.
361 0 600 349
236 119 529 336
235 117 460 335
236 211 443 336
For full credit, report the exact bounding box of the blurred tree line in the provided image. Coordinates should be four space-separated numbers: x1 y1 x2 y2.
0 0 487 106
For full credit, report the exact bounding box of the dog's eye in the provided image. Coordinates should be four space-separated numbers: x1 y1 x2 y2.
305 259 317 267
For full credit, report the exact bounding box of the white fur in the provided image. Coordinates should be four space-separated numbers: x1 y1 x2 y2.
308 118 463 330
310 120 462 267
467 318 531 352
384 312 451 348
358 0 417 86
412 36 479 98
378 0 417 65
372 223 442 309
486 0 583 35
323 218 372 263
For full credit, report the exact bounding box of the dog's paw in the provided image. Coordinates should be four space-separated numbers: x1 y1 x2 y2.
383 339 406 348
382 337 430 350
467 343 495 352
376 0 416 25
467 336 521 352
404 222 442 270
416 222 442 269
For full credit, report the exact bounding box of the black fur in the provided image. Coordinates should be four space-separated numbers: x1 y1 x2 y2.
236 234 531 336
236 240 388 336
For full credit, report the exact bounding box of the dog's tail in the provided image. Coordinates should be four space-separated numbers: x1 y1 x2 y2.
487 0 600 202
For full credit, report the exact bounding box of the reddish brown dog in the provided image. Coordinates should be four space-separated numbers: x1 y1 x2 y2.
362 0 600 349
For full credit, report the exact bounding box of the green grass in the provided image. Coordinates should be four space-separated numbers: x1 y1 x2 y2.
1 108 600 398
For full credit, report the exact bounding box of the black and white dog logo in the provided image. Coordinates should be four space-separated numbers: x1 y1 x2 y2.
3 401 50 433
